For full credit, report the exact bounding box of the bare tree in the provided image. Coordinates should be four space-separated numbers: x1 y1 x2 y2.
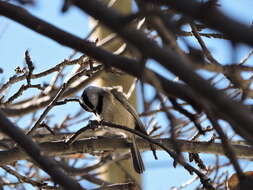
1 0 253 189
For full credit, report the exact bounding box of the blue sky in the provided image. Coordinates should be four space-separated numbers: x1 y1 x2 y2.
1 0 253 189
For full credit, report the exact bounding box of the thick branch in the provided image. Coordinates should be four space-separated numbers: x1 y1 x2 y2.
72 0 253 145
0 111 85 190
0 137 252 166
0 2 200 116
1 1 253 145
145 0 253 47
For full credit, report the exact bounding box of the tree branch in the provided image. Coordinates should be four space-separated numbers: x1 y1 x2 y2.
0 136 252 165
0 111 85 190
0 2 202 117
72 0 253 145
144 0 253 47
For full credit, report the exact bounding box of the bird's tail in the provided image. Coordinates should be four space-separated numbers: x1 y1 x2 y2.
130 135 145 174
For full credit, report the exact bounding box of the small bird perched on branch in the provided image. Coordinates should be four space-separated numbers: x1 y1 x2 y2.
79 85 157 174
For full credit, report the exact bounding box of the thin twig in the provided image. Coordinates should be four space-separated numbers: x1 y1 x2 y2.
190 23 219 65
85 121 215 190
4 84 43 105
27 67 92 135
240 49 253 65
0 56 88 94
24 50 34 85
2 166 46 187
206 110 244 181
91 182 135 190
180 31 228 39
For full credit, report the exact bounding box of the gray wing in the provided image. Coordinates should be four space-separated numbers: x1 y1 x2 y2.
110 87 158 160
110 88 147 134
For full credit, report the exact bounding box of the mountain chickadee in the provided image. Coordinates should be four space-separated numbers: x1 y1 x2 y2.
79 86 153 174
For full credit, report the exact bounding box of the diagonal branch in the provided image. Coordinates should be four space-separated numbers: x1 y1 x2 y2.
2 1 253 146
0 111 85 190
72 0 253 145
144 0 253 47
0 2 201 117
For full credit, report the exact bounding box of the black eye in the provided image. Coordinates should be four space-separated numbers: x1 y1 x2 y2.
80 91 94 112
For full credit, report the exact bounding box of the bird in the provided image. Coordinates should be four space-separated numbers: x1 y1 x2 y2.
79 85 157 173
